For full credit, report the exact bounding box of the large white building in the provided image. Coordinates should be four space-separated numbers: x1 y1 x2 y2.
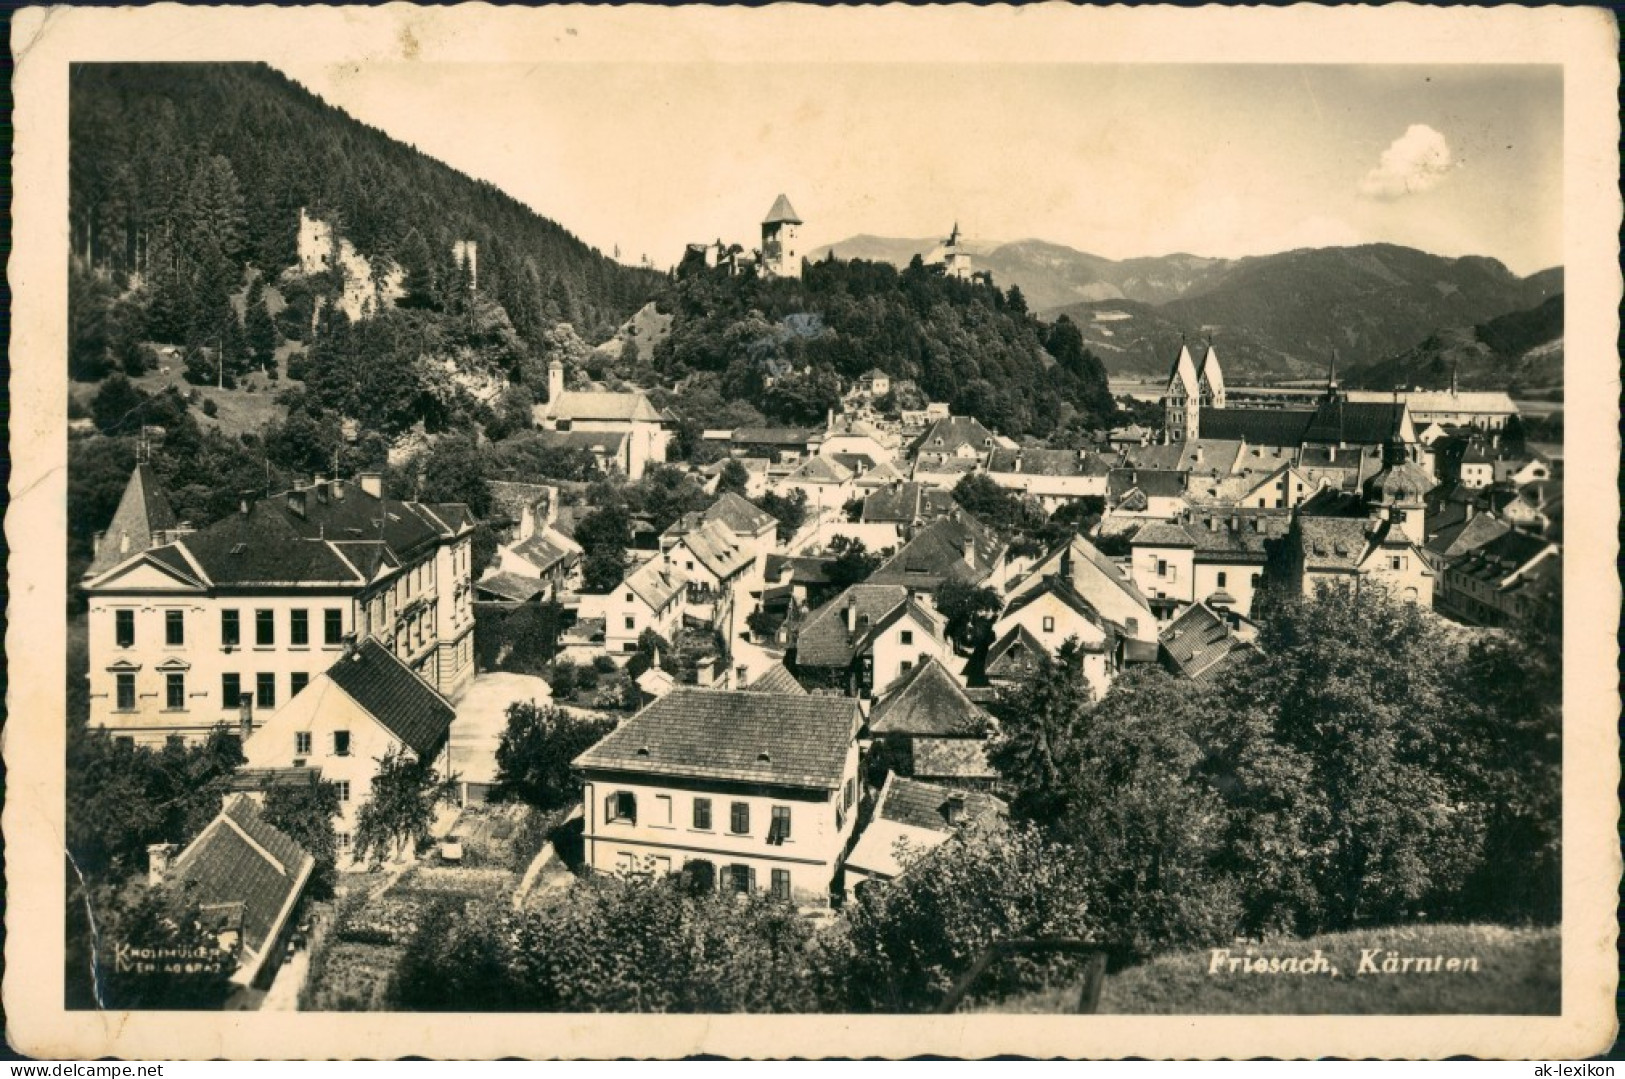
574 688 863 905
81 470 475 744
533 361 674 480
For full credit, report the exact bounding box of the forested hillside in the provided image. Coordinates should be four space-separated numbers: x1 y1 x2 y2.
68 62 661 382
649 256 1117 440
1348 293 1564 394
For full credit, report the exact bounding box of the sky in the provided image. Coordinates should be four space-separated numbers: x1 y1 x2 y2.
281 62 1563 276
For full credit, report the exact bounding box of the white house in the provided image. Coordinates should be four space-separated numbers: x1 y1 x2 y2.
584 557 688 657
242 638 457 861
574 688 864 905
983 448 1110 511
844 774 1006 897
773 455 856 518
1004 535 1159 658
82 471 475 745
533 361 674 480
991 577 1119 695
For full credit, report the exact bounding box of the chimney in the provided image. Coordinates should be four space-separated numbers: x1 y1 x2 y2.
238 693 253 743
519 502 537 542
147 842 178 886
1230 513 1240 533
119 531 131 556
846 598 857 636
944 794 966 826
92 531 103 559
962 536 977 568
332 480 346 500
359 472 383 499
1192 447 1203 466
240 491 253 515
1013 451 1023 473
286 490 308 519
1059 548 1073 579
548 360 565 404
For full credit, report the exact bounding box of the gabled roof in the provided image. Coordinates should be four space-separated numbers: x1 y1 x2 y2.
732 426 820 446
1006 534 1154 635
984 623 1047 681
1425 512 1510 561
793 583 912 668
986 447 1111 478
763 193 803 225
1180 509 1294 560
543 389 664 424
1197 408 1316 446
912 738 1000 781
1302 399 1409 446
861 482 959 525
703 492 776 536
746 661 807 695
475 570 547 603
325 638 457 757
512 527 583 574
673 518 753 580
1160 602 1262 683
788 455 854 484
870 513 1005 590
169 795 314 985
1130 521 1198 548
86 463 180 578
1108 468 1188 501
914 416 997 457
846 774 1007 880
998 576 1110 639
574 688 859 789
1447 529 1559 588
623 558 687 611
530 430 631 458
851 596 946 670
868 657 989 738
1295 516 1385 572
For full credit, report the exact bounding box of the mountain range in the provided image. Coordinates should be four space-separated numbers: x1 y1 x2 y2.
812 235 1560 385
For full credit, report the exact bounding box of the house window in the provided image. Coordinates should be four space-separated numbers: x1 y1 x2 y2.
1157 559 1169 577
844 778 856 810
769 806 792 844
335 780 350 802
324 609 344 645
1216 572 1228 588
1251 574 1261 586
625 617 636 631
1042 616 1055 633
115 672 136 711
295 731 312 756
771 869 791 901
607 791 636 823
291 672 310 697
900 630 913 646
333 730 351 757
256 673 276 709
290 610 309 647
729 864 754 894
654 795 674 826
165 610 185 646
730 802 751 835
693 798 713 830
222 673 241 709
1390 556 1406 571
164 673 186 711
222 610 240 648
624 592 634 603
115 610 135 648
336 832 351 853
255 609 275 647
900 660 913 674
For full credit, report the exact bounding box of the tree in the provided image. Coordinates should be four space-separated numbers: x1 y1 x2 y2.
716 459 751 497
91 374 149 436
834 823 1094 1012
66 877 236 1010
417 433 493 517
352 747 457 866
951 473 1034 537
575 505 632 592
493 701 617 810
261 780 343 900
824 536 882 588
933 578 1002 649
245 276 278 371
987 639 1097 823
757 488 808 544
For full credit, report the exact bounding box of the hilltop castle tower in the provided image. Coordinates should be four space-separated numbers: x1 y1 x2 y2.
760 194 804 279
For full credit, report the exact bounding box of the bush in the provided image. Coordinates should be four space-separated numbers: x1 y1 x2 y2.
202 398 219 418
592 655 618 674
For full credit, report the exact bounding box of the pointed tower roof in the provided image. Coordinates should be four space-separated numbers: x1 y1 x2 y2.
1166 342 1201 397
1195 340 1224 398
763 194 803 226
85 462 180 578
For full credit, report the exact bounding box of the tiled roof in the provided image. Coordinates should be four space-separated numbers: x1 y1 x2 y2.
530 429 630 457
703 492 776 536
325 638 456 757
1119 440 1244 476
544 388 664 423
732 426 818 446
870 514 1005 590
674 518 753 580
1197 408 1316 446
1108 468 1188 500
1006 535 1154 637
851 598 947 679
512 527 583 574
914 416 996 457
1296 517 1382 572
574 687 859 789
868 658 989 737
984 623 1046 681
1180 510 1294 560
1447 530 1558 587
878 774 1006 832
1346 389 1516 415
1302 399 1408 446
998 576 1111 638
766 553 834 586
476 570 547 603
747 662 807 695
1130 521 1198 548
486 480 553 524
788 456 853 484
228 767 324 793
793 584 911 668
170 795 314 980
763 193 803 225
624 558 687 611
164 505 366 588
1160 602 1261 683
862 483 958 525
986 447 1110 478
912 738 1000 781
86 463 180 577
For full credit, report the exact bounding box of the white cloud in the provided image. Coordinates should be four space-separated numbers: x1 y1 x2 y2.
1359 124 1457 199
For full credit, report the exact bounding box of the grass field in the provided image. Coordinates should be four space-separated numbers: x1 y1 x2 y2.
982 925 1560 1015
